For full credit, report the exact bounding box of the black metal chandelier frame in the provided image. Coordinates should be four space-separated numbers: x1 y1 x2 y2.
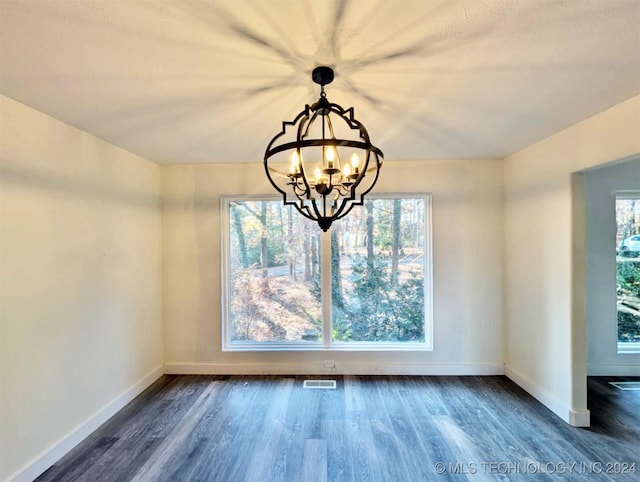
264 66 383 231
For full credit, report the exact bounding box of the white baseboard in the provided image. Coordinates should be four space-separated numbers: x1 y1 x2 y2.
587 363 640 376
569 409 591 427
164 362 505 376
6 366 164 482
505 365 590 427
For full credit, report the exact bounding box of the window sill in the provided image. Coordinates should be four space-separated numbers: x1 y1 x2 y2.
617 342 640 354
223 341 433 352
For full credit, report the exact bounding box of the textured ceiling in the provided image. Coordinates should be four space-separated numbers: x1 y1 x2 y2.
1 0 639 164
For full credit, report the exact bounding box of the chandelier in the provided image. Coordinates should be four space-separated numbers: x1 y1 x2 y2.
264 66 383 231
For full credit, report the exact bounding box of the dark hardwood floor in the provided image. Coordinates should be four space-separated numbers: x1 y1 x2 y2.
37 375 639 481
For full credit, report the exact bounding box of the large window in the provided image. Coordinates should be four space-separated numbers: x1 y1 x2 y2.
221 195 432 350
616 193 640 353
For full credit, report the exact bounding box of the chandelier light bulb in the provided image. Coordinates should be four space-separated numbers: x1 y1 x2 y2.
290 151 300 174
326 147 336 167
351 152 360 173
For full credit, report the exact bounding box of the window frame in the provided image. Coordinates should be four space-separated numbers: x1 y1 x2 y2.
221 193 433 352
615 190 640 355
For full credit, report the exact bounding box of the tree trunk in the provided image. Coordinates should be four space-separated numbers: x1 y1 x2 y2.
260 202 269 288
302 229 311 281
391 199 401 286
366 202 374 261
310 232 317 279
331 228 343 309
231 205 248 268
288 207 296 279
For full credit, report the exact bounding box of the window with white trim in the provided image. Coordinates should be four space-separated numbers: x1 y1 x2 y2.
221 195 432 351
616 192 640 354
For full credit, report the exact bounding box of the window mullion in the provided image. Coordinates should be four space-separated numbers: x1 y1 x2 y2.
321 230 332 348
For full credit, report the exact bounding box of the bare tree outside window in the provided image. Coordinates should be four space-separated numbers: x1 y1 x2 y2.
227 200 322 344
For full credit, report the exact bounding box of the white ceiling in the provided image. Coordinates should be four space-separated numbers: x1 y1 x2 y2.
1 0 639 164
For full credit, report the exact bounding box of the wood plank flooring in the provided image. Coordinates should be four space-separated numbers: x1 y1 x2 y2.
37 376 639 482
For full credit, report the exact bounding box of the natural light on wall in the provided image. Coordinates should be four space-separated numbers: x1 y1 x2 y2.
615 192 640 354
221 195 432 351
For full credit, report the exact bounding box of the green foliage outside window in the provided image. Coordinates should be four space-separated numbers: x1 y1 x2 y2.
617 261 640 297
333 257 424 342
617 260 640 343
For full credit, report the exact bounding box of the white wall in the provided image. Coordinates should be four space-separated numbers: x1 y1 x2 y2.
0 95 164 481
503 95 640 426
162 159 504 375
584 158 640 375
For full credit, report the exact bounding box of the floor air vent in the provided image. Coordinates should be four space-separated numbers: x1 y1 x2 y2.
303 380 337 389
608 382 640 391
